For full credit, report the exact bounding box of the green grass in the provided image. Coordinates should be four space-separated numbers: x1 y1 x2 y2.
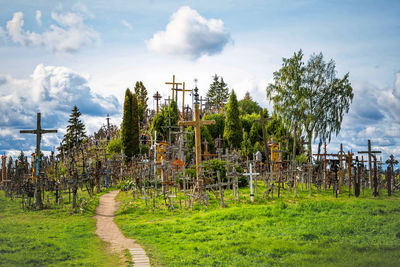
0 189 120 267
115 184 400 266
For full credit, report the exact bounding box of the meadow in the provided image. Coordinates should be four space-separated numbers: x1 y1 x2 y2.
0 190 121 267
115 185 400 266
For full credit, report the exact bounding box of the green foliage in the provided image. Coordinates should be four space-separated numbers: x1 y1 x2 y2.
240 113 260 134
296 153 308 165
249 122 262 144
238 92 261 115
106 137 122 155
121 89 140 160
240 131 252 159
61 105 86 152
150 100 179 142
224 90 242 149
206 74 230 111
140 144 149 155
202 113 225 140
134 81 149 124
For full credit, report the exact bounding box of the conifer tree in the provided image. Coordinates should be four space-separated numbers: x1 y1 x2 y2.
206 74 230 111
121 89 140 160
223 90 242 149
62 105 86 152
134 81 149 124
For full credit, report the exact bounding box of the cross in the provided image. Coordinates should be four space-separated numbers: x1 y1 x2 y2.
253 109 272 170
178 84 215 190
174 82 192 119
165 75 182 101
20 112 57 208
385 154 398 196
1 155 6 184
358 139 381 190
243 163 260 202
164 96 171 107
153 91 162 114
202 140 217 161
161 109 180 145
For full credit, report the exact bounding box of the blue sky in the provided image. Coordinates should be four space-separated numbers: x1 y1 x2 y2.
0 0 399 163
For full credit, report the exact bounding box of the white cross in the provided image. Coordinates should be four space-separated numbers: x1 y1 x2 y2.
243 163 260 202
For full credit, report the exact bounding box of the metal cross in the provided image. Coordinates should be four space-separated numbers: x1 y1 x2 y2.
243 163 260 202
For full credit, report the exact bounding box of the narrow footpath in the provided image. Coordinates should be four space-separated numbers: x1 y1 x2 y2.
95 190 151 267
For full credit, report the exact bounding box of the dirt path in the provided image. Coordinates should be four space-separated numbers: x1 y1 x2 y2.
95 190 150 267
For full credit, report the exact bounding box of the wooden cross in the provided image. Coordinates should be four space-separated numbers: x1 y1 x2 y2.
178 85 215 190
165 75 182 101
243 163 259 202
358 139 381 190
1 155 6 184
20 113 57 208
174 82 192 119
202 140 217 161
253 109 272 170
153 91 162 114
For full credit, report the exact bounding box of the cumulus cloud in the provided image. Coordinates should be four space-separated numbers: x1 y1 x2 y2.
147 6 231 59
121 19 132 30
0 64 121 154
35 10 42 26
4 9 99 53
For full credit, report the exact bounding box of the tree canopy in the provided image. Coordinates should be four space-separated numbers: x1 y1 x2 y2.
62 105 87 152
206 74 230 111
224 90 242 149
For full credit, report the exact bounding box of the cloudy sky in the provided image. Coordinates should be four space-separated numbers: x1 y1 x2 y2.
0 0 399 163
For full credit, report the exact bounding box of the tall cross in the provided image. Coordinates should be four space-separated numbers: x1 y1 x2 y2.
358 139 381 189
243 163 260 202
253 109 272 170
178 84 215 189
153 91 162 114
385 154 398 196
174 82 192 119
20 113 57 208
165 75 182 101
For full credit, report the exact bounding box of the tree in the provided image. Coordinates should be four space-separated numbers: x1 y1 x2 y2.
206 74 230 111
150 100 179 142
62 105 86 153
134 81 148 124
121 89 140 160
267 50 353 194
224 90 242 149
238 92 261 115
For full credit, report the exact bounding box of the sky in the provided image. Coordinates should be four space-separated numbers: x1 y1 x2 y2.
0 0 399 164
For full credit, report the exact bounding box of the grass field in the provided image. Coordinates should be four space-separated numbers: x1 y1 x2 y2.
115 185 400 266
0 190 120 267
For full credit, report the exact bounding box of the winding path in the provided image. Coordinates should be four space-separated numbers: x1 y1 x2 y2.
95 190 150 267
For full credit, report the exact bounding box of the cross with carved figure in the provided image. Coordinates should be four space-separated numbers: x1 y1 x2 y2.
178 83 215 190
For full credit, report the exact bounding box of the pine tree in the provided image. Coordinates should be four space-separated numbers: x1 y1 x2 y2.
134 81 149 124
206 74 230 111
121 89 140 160
62 105 86 152
224 90 242 149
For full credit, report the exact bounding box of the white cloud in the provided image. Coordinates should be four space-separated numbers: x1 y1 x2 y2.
121 19 132 30
4 10 99 53
36 10 42 26
147 6 231 59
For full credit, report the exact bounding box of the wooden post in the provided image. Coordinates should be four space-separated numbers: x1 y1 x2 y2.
165 75 182 102
153 91 162 114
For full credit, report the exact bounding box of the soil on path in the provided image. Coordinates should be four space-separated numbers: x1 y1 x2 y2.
95 190 150 267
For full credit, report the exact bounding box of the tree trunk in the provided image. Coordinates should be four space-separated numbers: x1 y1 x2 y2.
307 131 313 195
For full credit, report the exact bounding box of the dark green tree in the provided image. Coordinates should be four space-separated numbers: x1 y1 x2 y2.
121 89 140 160
224 90 242 149
203 113 225 140
238 92 261 115
134 81 148 124
62 105 86 152
206 74 230 111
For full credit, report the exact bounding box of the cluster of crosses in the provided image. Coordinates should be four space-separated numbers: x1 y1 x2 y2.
1 75 399 211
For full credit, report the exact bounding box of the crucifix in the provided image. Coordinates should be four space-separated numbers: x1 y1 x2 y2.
253 109 272 171
243 163 260 202
20 112 57 208
358 139 381 193
385 154 398 196
178 81 215 191
165 75 182 102
153 91 162 114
